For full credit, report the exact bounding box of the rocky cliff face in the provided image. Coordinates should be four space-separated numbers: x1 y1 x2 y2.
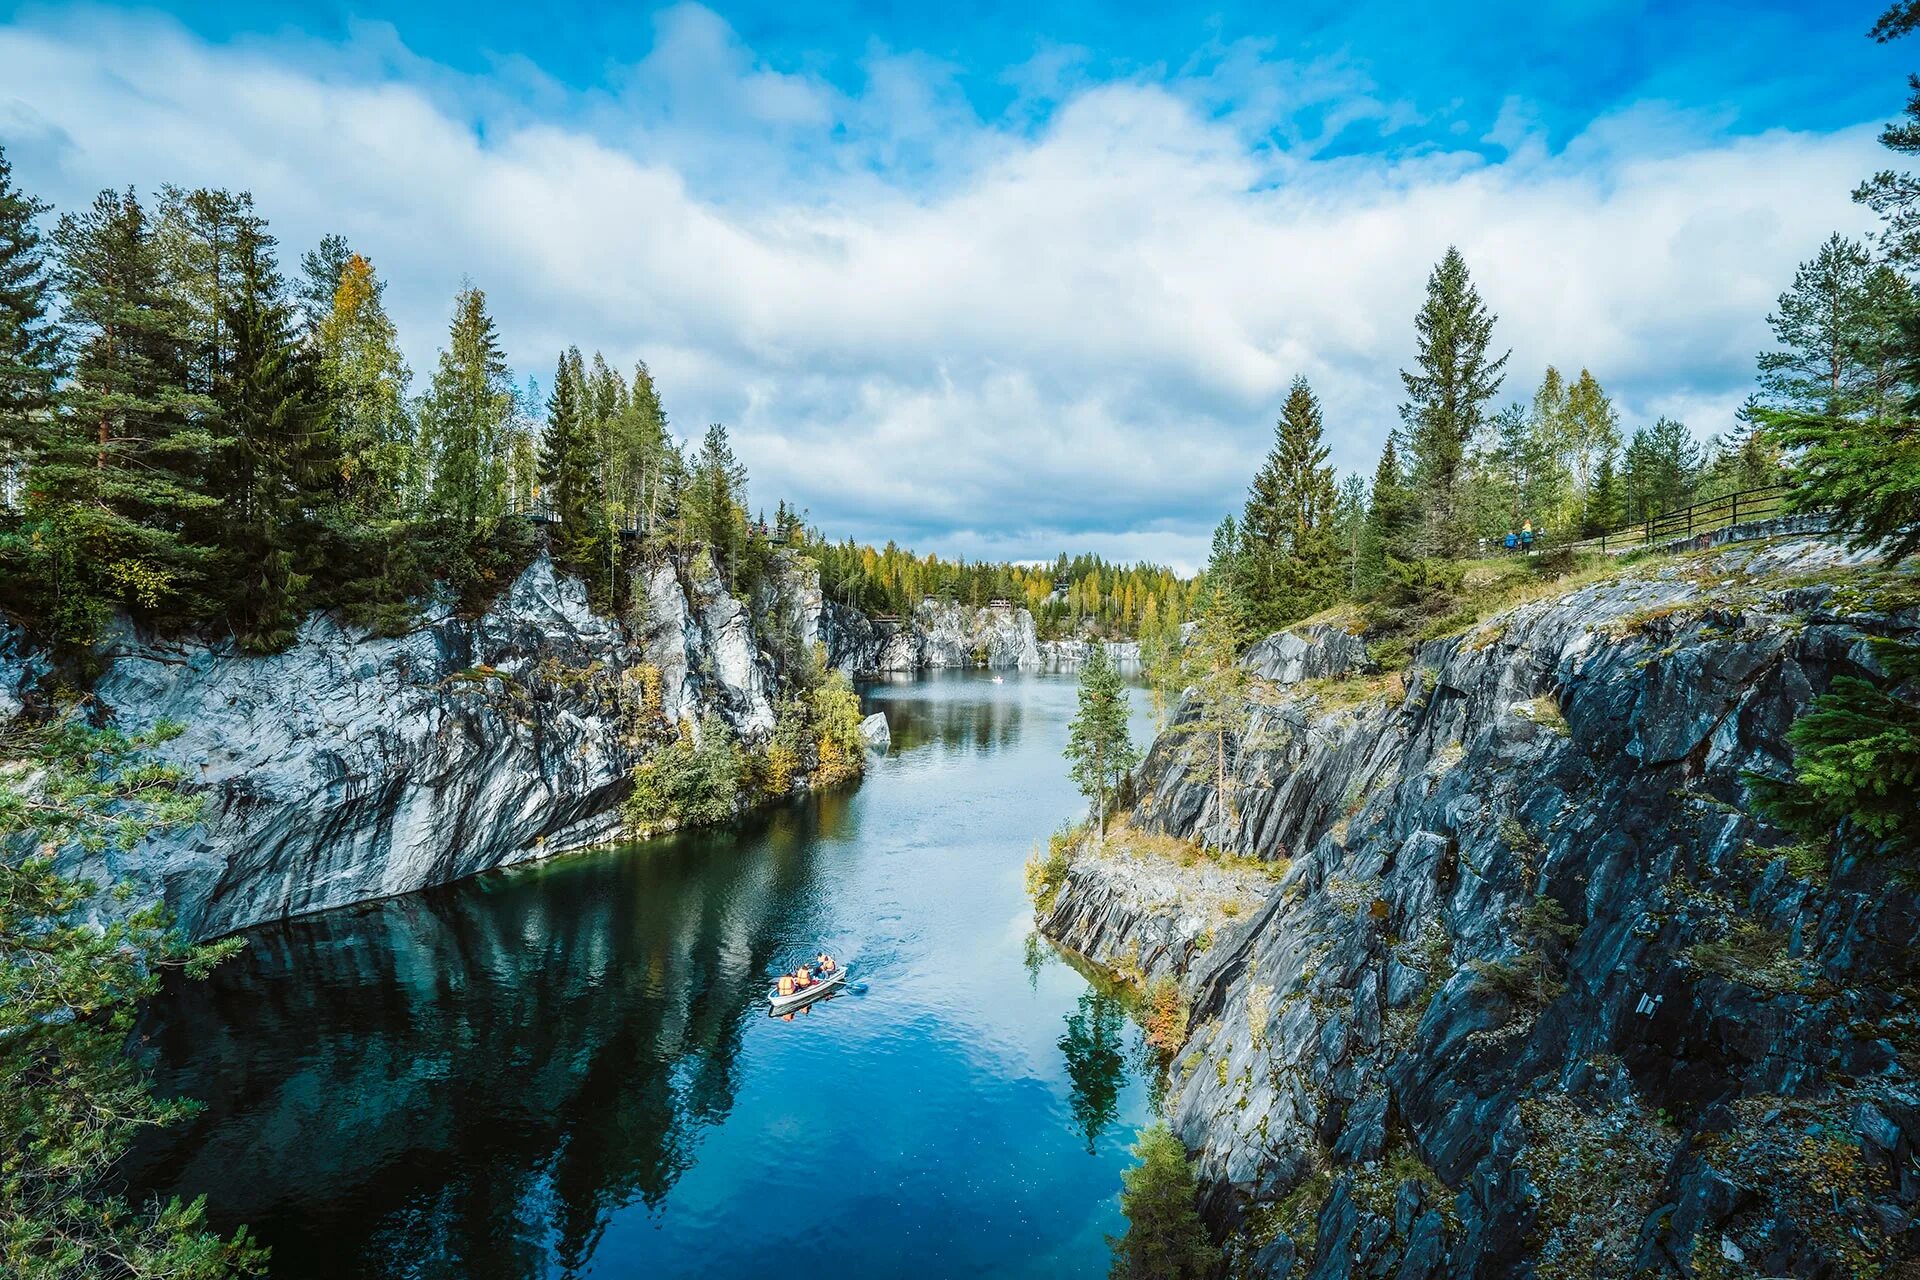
1041 531 1920 1278
1037 638 1142 670
21 550 826 942
820 597 1042 673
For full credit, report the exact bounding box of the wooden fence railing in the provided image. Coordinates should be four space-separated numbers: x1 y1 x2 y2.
1563 482 1801 555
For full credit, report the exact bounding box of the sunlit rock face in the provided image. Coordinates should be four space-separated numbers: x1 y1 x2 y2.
817 596 1042 673
62 551 818 941
1036 639 1141 670
1042 530 1920 1279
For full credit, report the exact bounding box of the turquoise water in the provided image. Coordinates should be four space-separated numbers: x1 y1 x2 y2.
125 671 1159 1279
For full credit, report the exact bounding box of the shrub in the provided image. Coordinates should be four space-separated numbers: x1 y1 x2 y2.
1107 1123 1218 1280
1141 975 1190 1053
1024 825 1077 914
1746 639 1920 861
624 713 746 833
809 669 866 786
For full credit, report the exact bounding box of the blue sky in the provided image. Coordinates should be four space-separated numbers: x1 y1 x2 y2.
0 0 1908 567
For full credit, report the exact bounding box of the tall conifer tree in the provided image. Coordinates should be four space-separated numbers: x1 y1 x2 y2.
0 146 60 468
1241 376 1340 632
1399 246 1509 556
38 188 219 639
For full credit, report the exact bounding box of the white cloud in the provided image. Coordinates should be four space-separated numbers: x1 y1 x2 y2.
0 5 1887 570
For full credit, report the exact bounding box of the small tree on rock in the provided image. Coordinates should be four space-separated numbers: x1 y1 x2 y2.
1066 644 1137 842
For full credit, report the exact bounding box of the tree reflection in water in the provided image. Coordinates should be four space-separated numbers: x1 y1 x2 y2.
121 805 830 1280
1059 989 1129 1154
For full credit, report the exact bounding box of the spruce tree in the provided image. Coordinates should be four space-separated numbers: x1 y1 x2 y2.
538 348 603 575
1065 644 1137 842
418 284 512 541
1399 247 1510 556
213 221 330 651
1241 376 1340 632
0 145 60 469
1585 448 1623 536
1357 435 1416 597
685 422 748 578
37 188 220 640
1108 1124 1217 1280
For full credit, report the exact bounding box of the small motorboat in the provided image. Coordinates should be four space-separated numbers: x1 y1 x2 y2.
991 675 1004 684
767 964 849 1013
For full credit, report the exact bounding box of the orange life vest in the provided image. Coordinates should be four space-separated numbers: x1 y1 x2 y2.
778 976 795 996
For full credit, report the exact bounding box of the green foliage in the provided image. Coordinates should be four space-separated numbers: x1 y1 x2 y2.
811 538 1194 641
1107 1123 1218 1280
0 146 59 465
1024 824 1078 915
1065 644 1137 840
1173 587 1249 849
1241 376 1343 632
1747 639 1920 857
1400 246 1511 557
0 717 264 1279
538 348 605 579
623 713 747 834
809 667 867 786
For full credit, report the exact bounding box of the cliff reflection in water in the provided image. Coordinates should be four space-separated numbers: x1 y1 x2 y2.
126 808 830 1279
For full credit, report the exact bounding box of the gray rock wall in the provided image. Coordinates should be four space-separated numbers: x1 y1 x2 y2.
22 550 825 941
1043 534 1920 1277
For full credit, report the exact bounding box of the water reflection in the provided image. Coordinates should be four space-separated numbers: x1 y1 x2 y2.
125 812 827 1278
1059 990 1129 1154
126 670 1161 1280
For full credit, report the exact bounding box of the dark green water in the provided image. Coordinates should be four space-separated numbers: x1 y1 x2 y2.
125 671 1158 1279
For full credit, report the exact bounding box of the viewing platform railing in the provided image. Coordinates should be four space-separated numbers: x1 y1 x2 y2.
1563 482 1800 555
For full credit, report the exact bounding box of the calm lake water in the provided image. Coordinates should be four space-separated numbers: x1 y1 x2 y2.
126 670 1159 1279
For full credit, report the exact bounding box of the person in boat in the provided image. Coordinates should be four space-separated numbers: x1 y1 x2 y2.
794 965 813 989
816 952 836 975
777 974 796 997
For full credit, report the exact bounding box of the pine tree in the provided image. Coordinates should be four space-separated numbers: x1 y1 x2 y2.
1066 644 1137 842
0 719 265 1279
35 188 220 640
1241 376 1341 632
1755 234 1900 420
1107 1123 1217 1280
0 145 60 472
295 232 351 333
1399 247 1510 556
154 187 270 403
213 220 331 651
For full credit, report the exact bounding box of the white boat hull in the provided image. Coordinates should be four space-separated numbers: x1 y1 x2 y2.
767 966 847 1012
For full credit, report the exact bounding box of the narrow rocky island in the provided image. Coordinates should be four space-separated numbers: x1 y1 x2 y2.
1035 524 1920 1277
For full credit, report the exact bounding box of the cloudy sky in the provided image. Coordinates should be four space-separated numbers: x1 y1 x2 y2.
0 0 1907 568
